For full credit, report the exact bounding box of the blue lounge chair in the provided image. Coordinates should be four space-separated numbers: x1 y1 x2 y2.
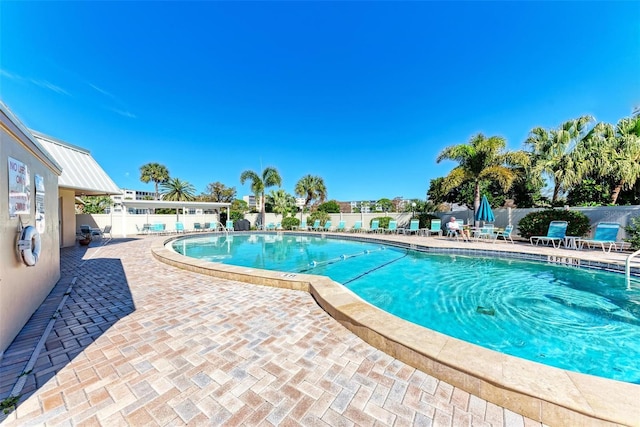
175 222 185 233
226 220 234 232
335 221 346 232
296 220 308 231
493 225 514 243
384 220 398 234
577 222 620 252
266 222 276 231
311 220 322 231
194 223 203 232
403 219 420 235
530 221 568 249
349 221 362 233
367 220 380 233
322 220 332 231
427 219 442 236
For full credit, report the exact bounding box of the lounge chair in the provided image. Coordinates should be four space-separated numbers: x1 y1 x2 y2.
402 219 420 235
427 219 442 236
194 223 203 232
321 220 332 231
493 225 514 243
296 220 308 231
335 221 346 232
446 220 469 241
530 221 568 249
266 222 276 231
349 221 363 233
384 220 398 234
368 220 380 233
225 220 234 232
577 222 620 253
175 222 185 233
311 220 322 231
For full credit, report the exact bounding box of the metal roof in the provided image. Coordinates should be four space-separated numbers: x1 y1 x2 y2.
121 199 230 210
31 131 122 196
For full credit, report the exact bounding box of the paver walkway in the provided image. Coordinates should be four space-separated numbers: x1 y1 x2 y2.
0 236 545 426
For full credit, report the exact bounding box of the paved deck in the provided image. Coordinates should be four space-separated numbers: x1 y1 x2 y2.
1 233 634 426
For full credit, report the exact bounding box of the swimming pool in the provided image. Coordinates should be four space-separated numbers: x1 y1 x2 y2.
171 233 640 384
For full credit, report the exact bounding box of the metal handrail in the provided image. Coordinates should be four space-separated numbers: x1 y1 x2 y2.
626 248 640 288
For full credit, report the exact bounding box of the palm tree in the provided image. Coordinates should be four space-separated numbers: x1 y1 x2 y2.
140 163 170 200
582 118 640 204
267 189 296 219
295 175 327 212
525 116 594 204
436 133 529 211
240 167 282 227
160 178 196 201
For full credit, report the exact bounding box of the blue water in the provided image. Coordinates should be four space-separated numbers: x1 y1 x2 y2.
172 233 640 383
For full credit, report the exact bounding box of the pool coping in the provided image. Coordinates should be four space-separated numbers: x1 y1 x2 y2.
152 232 640 427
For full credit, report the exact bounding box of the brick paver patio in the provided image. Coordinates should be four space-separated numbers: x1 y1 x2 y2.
0 236 546 426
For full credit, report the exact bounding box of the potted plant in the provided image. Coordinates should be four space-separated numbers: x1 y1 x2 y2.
79 231 92 246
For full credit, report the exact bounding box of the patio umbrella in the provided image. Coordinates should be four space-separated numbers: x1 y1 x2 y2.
475 195 495 223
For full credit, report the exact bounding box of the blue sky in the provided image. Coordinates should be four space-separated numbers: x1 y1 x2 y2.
1 1 638 202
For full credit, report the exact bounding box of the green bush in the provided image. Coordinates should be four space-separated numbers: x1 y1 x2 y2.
371 217 391 229
517 209 591 239
229 210 245 221
282 217 300 230
624 216 640 250
317 200 340 213
307 210 330 227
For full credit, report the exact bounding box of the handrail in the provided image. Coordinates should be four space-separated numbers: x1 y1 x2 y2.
626 248 640 289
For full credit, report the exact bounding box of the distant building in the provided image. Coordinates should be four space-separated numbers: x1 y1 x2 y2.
243 195 261 212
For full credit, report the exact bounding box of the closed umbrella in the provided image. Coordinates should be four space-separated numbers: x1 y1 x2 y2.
475 195 495 224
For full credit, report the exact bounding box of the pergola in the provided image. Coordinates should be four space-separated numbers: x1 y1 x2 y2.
119 199 231 237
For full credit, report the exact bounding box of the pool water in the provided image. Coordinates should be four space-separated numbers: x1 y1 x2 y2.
172 233 640 383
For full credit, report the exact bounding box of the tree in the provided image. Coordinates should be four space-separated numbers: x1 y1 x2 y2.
295 175 327 212
79 196 112 214
203 181 236 203
240 166 282 227
524 116 594 204
583 118 640 204
436 133 529 211
140 163 169 200
160 178 196 201
377 198 394 213
317 200 340 213
267 189 296 219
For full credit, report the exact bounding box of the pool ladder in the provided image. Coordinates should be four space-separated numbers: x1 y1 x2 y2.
626 249 640 288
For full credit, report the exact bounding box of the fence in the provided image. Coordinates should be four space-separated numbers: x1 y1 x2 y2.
78 205 640 239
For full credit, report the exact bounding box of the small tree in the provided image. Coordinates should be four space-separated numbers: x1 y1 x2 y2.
317 200 340 213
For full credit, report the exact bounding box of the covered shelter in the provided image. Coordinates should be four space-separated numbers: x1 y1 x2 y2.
31 131 122 248
119 199 231 236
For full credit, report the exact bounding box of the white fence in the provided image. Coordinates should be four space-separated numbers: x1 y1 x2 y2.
78 205 640 239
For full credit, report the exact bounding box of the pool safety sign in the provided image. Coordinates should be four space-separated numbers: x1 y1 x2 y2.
8 157 31 218
35 174 45 233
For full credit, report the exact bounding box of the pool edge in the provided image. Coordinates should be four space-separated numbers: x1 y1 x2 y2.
152 233 640 427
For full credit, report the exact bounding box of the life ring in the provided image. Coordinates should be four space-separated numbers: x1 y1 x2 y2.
19 225 41 267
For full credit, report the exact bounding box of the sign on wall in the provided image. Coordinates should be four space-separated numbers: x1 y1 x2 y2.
35 174 45 233
8 157 31 218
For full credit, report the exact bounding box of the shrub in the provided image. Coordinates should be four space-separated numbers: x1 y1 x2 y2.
371 217 391 229
282 217 300 230
517 209 591 239
229 210 245 221
307 210 330 227
624 216 640 250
